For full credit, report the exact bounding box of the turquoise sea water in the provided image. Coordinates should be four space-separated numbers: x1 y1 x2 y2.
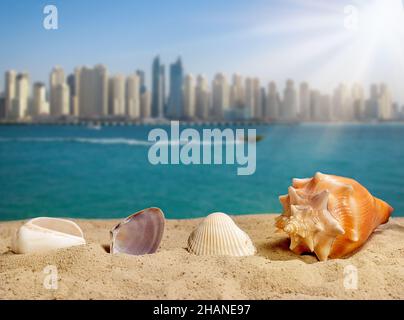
0 123 403 221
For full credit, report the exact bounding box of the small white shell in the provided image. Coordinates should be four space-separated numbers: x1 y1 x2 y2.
12 217 86 254
187 212 256 256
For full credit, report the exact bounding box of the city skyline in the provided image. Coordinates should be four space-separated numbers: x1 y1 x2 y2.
1 56 402 123
1 0 404 104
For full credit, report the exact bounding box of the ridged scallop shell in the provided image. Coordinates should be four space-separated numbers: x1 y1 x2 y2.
110 207 165 255
11 217 86 254
187 212 256 256
275 172 393 261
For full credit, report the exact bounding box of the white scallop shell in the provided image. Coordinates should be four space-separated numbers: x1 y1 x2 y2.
11 217 86 254
187 212 256 256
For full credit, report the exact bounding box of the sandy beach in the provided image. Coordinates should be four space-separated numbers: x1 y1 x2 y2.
0 214 403 300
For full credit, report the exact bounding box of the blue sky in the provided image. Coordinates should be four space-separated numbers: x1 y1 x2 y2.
1 0 403 104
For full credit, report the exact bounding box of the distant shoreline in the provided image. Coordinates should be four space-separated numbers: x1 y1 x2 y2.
0 119 403 127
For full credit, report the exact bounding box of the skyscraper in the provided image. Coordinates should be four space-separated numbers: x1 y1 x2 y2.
392 103 400 119
167 57 184 119
136 70 146 94
243 77 263 119
311 90 331 121
281 79 297 121
4 70 16 119
50 66 70 116
310 90 321 121
126 74 140 118
299 82 311 121
108 74 126 116
378 83 392 121
266 82 280 120
78 65 108 117
11 73 30 119
195 75 209 120
32 82 49 116
183 74 195 119
228 74 249 120
54 84 70 117
230 74 244 109
151 56 165 118
351 83 365 120
321 94 332 121
140 90 151 119
252 78 261 119
244 78 255 119
260 87 267 121
332 83 352 121
0 96 4 119
211 73 229 119
365 84 379 120
67 73 79 116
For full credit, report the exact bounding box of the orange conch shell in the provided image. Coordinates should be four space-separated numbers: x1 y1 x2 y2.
275 172 393 261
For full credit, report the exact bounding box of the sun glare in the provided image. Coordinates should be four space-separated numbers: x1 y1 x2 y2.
246 0 404 100
356 0 404 41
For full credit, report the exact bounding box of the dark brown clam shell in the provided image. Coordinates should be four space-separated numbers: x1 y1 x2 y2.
110 207 165 255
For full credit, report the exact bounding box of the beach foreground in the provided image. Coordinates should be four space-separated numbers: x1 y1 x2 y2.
0 214 403 300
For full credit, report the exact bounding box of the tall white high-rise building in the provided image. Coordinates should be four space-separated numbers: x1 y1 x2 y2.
281 79 297 121
229 74 244 109
109 74 126 116
365 84 379 120
32 82 49 116
50 66 70 116
351 83 365 120
378 83 392 120
53 84 70 117
310 90 321 121
5 70 16 119
244 77 254 118
266 82 280 120
252 78 261 119
299 82 311 121
211 73 229 119
126 74 140 118
140 90 151 119
332 83 353 121
321 94 332 121
311 90 331 121
244 77 261 119
67 70 80 116
10 73 30 119
183 74 195 119
260 87 267 120
78 65 108 117
195 75 209 120
50 66 65 87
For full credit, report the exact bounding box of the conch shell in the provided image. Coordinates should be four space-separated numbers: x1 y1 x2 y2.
12 217 86 254
275 172 393 261
110 207 165 255
187 212 256 256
